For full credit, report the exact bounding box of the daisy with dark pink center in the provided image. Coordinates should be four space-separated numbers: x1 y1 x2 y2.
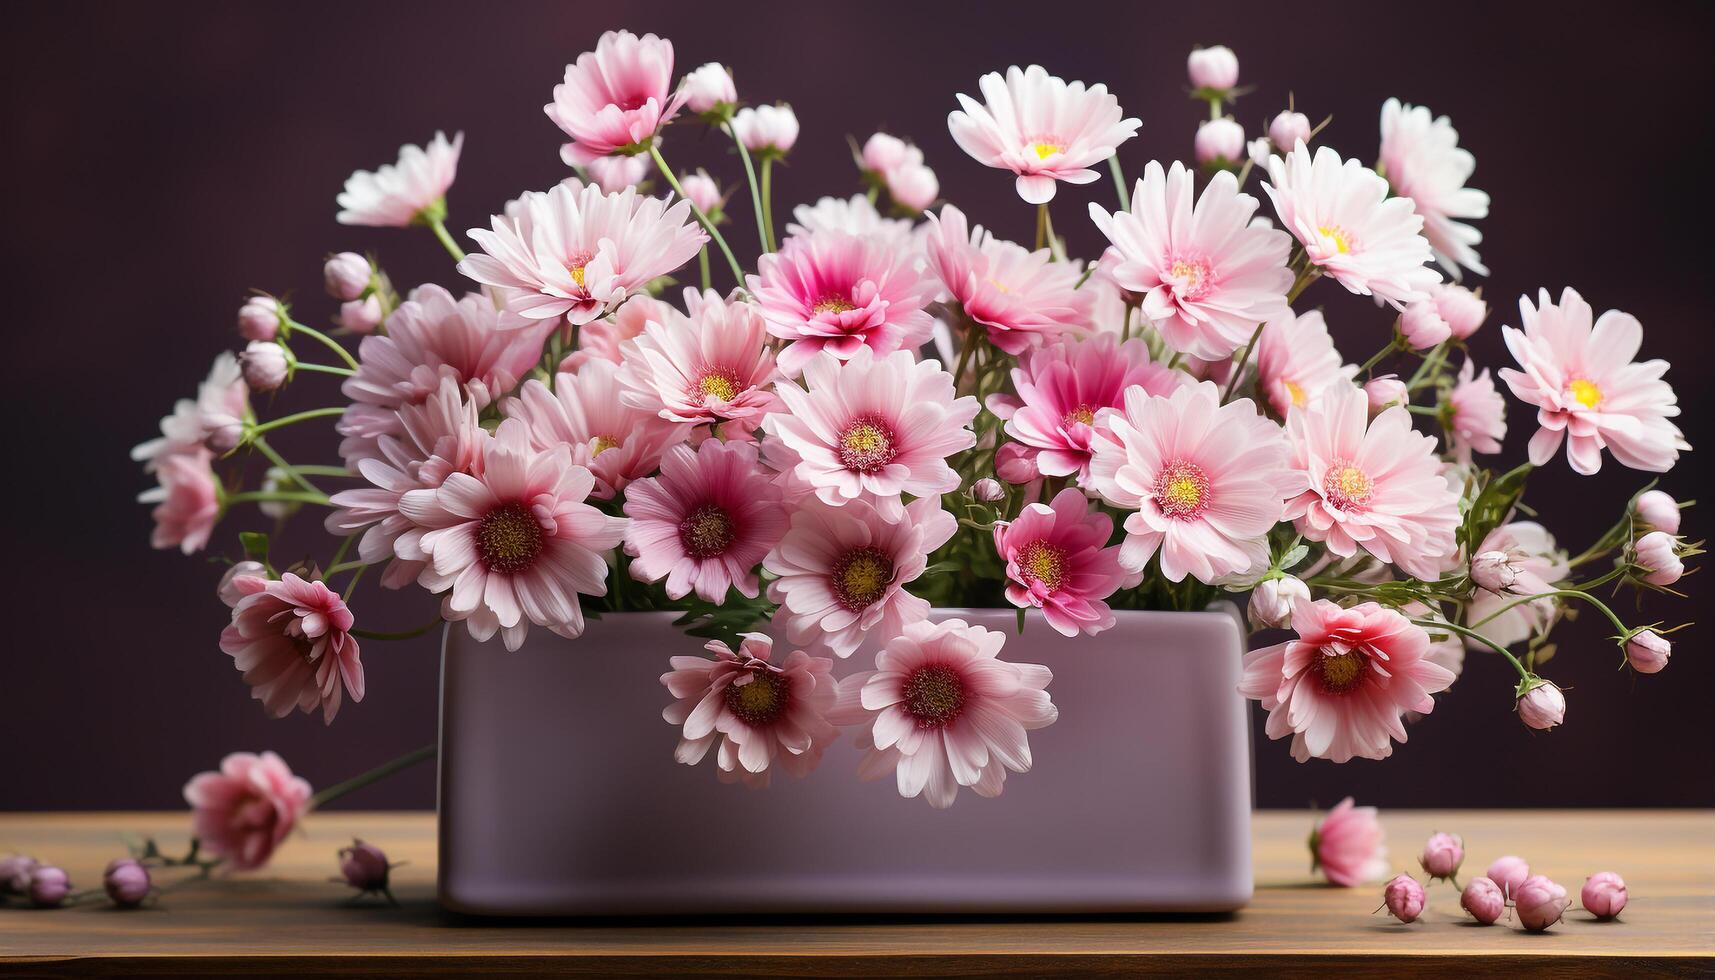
544 29 686 167
923 204 1092 355
1253 309 1357 418
1088 381 1298 584
615 288 782 428
623 439 788 602
947 65 1140 204
993 488 1128 637
219 572 364 725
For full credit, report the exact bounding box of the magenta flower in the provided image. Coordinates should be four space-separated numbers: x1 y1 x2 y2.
337 131 462 227
507 361 688 500
544 30 685 166
616 288 782 428
923 204 1092 355
1379 99 1490 278
994 488 1128 636
1254 309 1357 418
623 439 787 602
220 572 364 725
182 751 311 871
947 65 1139 203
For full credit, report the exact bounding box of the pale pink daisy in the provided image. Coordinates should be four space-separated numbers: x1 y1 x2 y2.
764 497 956 659
623 439 787 602
140 450 219 554
219 573 363 725
544 30 685 167
1379 99 1490 278
1284 383 1461 580
785 194 914 248
1263 143 1441 308
460 181 705 325
986 335 1181 482
1088 381 1297 583
947 65 1140 204
1240 599 1456 763
616 288 782 427
923 204 1092 355
660 633 839 788
767 348 979 522
506 361 689 500
1446 358 1506 461
1465 522 1567 648
559 294 670 371
993 488 1128 636
134 353 249 466
747 231 938 376
1090 161 1293 359
832 618 1058 809
1498 288 1688 475
401 419 627 650
1254 309 1356 418
182 752 311 871
336 131 462 227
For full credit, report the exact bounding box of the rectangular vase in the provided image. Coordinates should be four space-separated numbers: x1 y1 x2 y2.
437 607 1253 915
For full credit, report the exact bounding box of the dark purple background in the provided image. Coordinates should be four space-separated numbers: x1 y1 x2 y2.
5 1 1711 811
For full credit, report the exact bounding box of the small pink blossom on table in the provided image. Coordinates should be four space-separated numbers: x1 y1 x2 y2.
1382 873 1426 923
1487 855 1531 897
1420 832 1464 880
1581 871 1628 919
27 866 70 908
1306 797 1386 887
1461 876 1507 924
183 751 312 871
1514 874 1570 932
104 858 152 908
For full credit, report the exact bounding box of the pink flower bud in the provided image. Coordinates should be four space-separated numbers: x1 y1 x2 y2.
682 62 736 116
338 839 392 893
862 132 909 174
104 858 152 908
322 252 371 301
0 854 39 895
1625 629 1671 674
1487 855 1531 897
1268 110 1312 150
218 561 268 608
202 413 246 454
1187 45 1239 91
1248 576 1309 629
1433 283 1487 339
1581 871 1628 920
1399 299 1452 350
1461 876 1507 924
240 340 289 392
1514 874 1569 932
1194 118 1245 165
1364 375 1408 413
585 154 650 194
995 442 1041 484
339 295 384 335
1383 874 1426 923
732 104 798 156
971 478 1005 503
1470 550 1520 592
28 866 70 908
1516 681 1566 730
238 296 283 341
680 170 723 216
887 163 940 212
1634 530 1683 586
1420 832 1464 879
1635 490 1681 534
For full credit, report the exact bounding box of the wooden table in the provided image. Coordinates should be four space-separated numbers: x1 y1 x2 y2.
1 811 1710 976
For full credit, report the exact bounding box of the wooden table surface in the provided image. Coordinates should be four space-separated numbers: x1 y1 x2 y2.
1 810 1710 977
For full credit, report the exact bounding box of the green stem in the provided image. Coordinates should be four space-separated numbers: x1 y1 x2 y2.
285 321 359 371
280 464 359 477
250 406 346 437
308 744 436 810
293 362 355 377
252 436 323 496
1413 618 1531 682
326 559 367 575
759 157 777 253
649 144 745 285
342 563 368 602
1108 155 1130 211
1035 202 1047 252
724 123 770 258
1357 338 1401 376
1222 322 1267 402
1121 305 1135 342
1468 588 1633 639
224 490 332 508
698 247 711 291
352 618 444 641
427 215 466 263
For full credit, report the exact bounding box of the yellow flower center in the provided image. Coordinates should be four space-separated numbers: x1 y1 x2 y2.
831 546 895 611
1285 380 1307 408
697 370 740 403
1064 404 1097 427
1317 225 1353 254
723 671 789 726
813 296 857 315
679 504 736 559
1568 378 1602 409
565 250 593 289
1316 648 1368 694
838 415 898 473
1153 459 1211 520
902 663 967 728
1016 540 1068 592
1031 141 1064 160
1323 460 1374 511
590 434 621 457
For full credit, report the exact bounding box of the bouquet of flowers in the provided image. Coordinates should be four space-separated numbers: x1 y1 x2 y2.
135 30 1696 818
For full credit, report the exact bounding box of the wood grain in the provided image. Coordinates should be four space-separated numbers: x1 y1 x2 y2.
1 810 1710 976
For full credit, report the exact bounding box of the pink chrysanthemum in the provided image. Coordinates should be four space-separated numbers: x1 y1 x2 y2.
767 348 979 522
1465 521 1568 649
1254 309 1356 418
994 488 1128 636
219 573 364 725
1240 599 1456 762
544 30 686 167
923 204 1092 355
616 288 782 427
1284 383 1461 580
986 335 1182 482
337 131 462 228
559 294 669 371
1088 381 1296 583
1446 358 1506 461
401 419 627 650
764 497 956 659
1263 143 1441 308
832 618 1058 809
947 65 1140 204
785 194 915 248
1089 161 1294 359
623 439 787 602
1379 99 1490 278
1498 288 1688 475
460 181 705 325
337 284 546 467
747 231 938 376
660 633 838 788
507 361 688 500
182 752 311 871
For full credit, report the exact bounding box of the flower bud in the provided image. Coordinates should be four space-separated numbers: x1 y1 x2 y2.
732 104 798 156
323 252 371 301
585 154 649 194
1187 45 1238 91
240 340 289 392
1433 283 1487 339
887 163 940 212
995 442 1041 484
1634 529 1683 586
1470 550 1519 593
1419 832 1464 879
104 858 152 908
1461 876 1506 924
1399 299 1452 350
28 866 70 908
339 295 384 335
338 839 391 893
201 411 246 454
1486 855 1531 897
1514 874 1569 932
680 170 723 216
1364 375 1408 414
1516 680 1566 730
238 296 283 341
1625 629 1671 674
1581 871 1628 920
218 561 268 608
0 854 39 895
1194 118 1245 166
862 132 909 175
1382 873 1426 923
1634 489 1681 534
971 478 1006 503
682 62 736 116
1268 110 1311 150
1248 576 1309 629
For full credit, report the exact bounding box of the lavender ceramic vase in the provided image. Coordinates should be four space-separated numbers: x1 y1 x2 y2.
437 607 1253 915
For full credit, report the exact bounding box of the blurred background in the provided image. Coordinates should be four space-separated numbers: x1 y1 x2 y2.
4 0 1711 811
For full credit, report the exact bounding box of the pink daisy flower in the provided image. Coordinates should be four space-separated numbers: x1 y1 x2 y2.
1379 99 1490 278
986 335 1182 481
402 419 628 650
219 573 364 725
947 65 1140 204
1284 383 1461 581
1497 287 1688 475
1240 599 1456 762
337 284 547 467
140 450 220 554
786 194 915 248
544 30 686 167
1465 521 1567 648
182 752 311 871
660 633 838 788
506 361 688 500
767 348 979 522
1254 309 1357 418
1088 381 1297 584
558 294 669 371
832 618 1058 809
616 288 782 428
1089 161 1294 359
460 181 705 325
337 131 462 227
747 231 938 376
923 204 1092 355
993 488 1128 636
1446 358 1506 461
1263 143 1441 308
764 497 956 659
623 439 788 602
